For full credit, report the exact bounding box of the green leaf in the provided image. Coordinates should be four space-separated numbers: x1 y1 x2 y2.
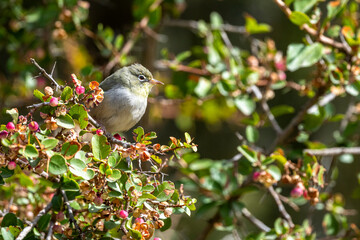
270 105 295 117
61 86 73 101
175 51 191 62
49 154 67 175
234 95 256 116
245 14 271 34
6 109 19 124
69 104 89 129
61 142 80 158
339 154 354 164
1 227 14 240
133 126 144 142
194 77 212 98
37 214 51 231
56 114 75 129
153 181 175 201
51 194 63 211
286 43 323 71
323 213 339 235
237 145 257 163
41 138 58 150
33 89 45 101
289 11 310 26
24 144 39 158
128 229 142 240
91 134 110 160
210 11 223 29
268 165 281 181
189 159 214 171
294 0 319 13
1 213 17 227
245 125 259 143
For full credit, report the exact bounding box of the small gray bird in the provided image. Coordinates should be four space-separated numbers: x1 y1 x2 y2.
91 64 163 133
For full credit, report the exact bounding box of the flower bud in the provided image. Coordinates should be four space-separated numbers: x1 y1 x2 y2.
29 121 39 132
118 210 128 219
53 224 63 234
8 161 16 170
56 212 65 221
252 171 261 181
135 218 144 224
75 85 85 95
96 129 103 136
290 186 304 198
0 130 8 139
44 86 54 96
49 97 59 107
6 122 15 131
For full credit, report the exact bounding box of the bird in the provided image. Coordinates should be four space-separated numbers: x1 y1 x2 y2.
91 64 163 133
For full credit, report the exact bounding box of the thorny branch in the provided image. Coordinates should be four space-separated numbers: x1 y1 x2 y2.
16 201 53 240
61 190 82 236
30 58 62 92
241 208 271 232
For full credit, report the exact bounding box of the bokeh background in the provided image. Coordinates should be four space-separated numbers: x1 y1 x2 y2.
1 0 360 239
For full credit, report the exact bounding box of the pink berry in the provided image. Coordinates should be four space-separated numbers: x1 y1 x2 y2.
275 60 286 71
29 121 39 132
154 238 161 240
6 122 15 131
114 133 122 141
49 97 59 107
75 85 85 95
252 171 261 181
96 129 103 136
135 218 144 224
118 210 128 219
278 71 286 81
0 130 8 139
291 186 304 198
94 196 103 206
56 212 65 221
8 161 16 170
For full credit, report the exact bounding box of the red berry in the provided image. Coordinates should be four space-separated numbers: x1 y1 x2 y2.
96 129 103 136
114 133 122 141
49 97 59 107
8 161 16 170
75 85 85 95
118 210 128 219
6 122 15 131
56 212 65 221
53 224 63 234
0 130 8 139
29 121 39 132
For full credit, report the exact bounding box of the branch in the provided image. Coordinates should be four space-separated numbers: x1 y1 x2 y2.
16 158 60 183
30 58 62 91
61 190 82 235
163 19 246 34
251 86 283 135
241 207 271 232
268 89 324 153
45 221 55 240
272 0 351 54
304 147 360 156
16 201 53 240
268 186 294 228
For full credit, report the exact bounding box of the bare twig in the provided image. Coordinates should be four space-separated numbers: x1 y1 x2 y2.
241 207 271 232
46 221 55 240
16 158 60 183
61 190 81 235
268 186 294 228
340 97 356 132
163 19 247 34
30 58 62 91
304 147 360 156
26 102 50 109
251 86 283 135
272 0 351 54
16 201 53 240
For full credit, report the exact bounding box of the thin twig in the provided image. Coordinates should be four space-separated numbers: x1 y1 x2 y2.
16 201 53 240
163 19 247 34
272 0 351 54
340 97 356 132
30 58 62 91
241 207 271 232
16 158 60 183
251 86 283 135
26 102 50 109
61 190 82 235
46 221 55 240
304 147 360 156
268 186 294 228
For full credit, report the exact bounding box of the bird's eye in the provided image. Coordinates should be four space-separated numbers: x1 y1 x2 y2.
138 75 146 81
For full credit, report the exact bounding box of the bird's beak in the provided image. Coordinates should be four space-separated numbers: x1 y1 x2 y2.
149 78 164 85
